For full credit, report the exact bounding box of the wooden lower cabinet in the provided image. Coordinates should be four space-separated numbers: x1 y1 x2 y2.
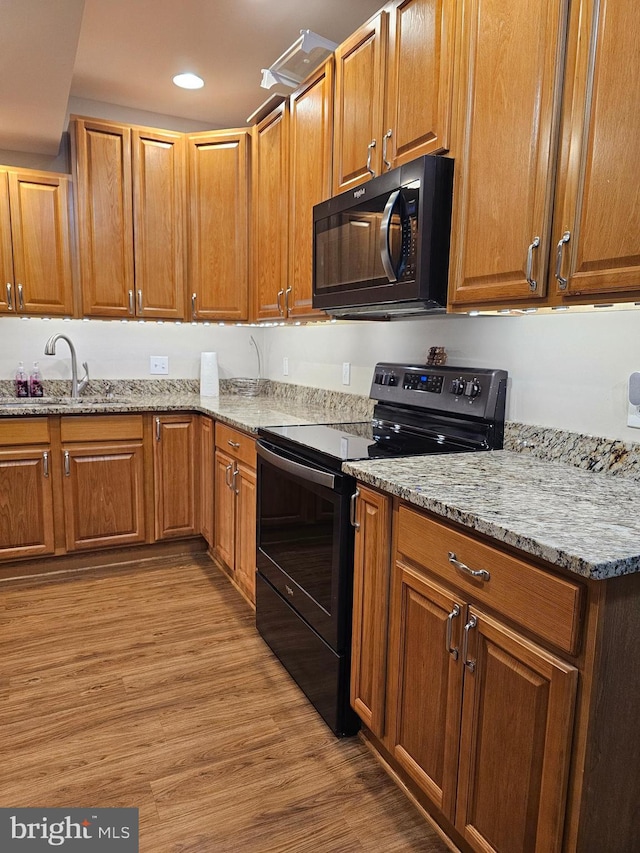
350 485 392 738
153 414 197 540
199 416 215 547
214 424 257 603
351 492 583 853
61 441 146 551
0 418 55 560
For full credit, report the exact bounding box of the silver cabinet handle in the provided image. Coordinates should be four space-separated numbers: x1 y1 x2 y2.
284 286 292 315
63 450 70 477
366 139 376 177
446 604 461 660
17 283 24 310
350 488 361 530
224 461 233 489
155 417 161 441
128 290 134 315
191 292 197 320
137 289 143 313
382 128 393 170
6 283 13 311
462 615 477 672
555 231 571 290
232 465 239 495
448 551 491 582
525 236 540 291
227 440 240 449
43 451 49 478
276 289 284 316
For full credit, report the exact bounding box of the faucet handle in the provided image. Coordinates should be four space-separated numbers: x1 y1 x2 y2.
78 361 90 395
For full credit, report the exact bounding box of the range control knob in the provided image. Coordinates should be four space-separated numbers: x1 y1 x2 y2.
388 373 398 386
464 378 482 398
450 378 465 396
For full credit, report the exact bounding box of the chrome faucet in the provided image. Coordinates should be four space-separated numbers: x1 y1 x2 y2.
44 334 89 397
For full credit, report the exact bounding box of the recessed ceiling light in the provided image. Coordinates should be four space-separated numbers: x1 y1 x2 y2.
172 73 204 90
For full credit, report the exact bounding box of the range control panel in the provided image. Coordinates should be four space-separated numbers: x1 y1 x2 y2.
371 363 508 420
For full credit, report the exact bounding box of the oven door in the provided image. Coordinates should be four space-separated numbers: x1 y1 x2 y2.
256 439 354 652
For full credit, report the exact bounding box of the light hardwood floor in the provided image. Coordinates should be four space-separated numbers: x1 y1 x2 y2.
0 555 451 852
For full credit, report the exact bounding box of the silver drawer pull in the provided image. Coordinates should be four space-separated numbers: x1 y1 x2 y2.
227 440 240 449
448 551 490 582
462 615 477 672
446 604 460 660
43 451 49 478
350 488 360 530
63 450 70 477
155 417 161 441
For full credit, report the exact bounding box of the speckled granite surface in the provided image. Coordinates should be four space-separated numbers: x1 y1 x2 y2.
344 450 640 580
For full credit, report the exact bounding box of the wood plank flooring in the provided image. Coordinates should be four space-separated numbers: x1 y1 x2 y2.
0 555 451 852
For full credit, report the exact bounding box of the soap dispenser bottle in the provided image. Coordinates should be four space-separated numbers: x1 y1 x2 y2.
15 361 29 398
30 361 43 398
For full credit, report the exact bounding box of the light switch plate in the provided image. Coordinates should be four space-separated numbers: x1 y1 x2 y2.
342 362 351 385
150 355 169 375
283 357 289 376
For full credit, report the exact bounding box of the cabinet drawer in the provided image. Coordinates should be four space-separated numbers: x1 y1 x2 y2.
60 415 144 442
396 505 583 655
215 423 256 467
0 418 50 446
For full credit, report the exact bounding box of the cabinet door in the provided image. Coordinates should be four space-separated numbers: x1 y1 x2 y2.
132 128 186 319
187 130 250 321
7 171 74 315
333 12 388 193
552 0 640 299
62 442 146 551
0 171 15 314
73 118 135 317
385 0 456 167
0 448 55 560
448 0 568 306
288 59 334 320
350 485 391 738
214 448 236 571
387 562 464 819
234 459 256 604
199 416 215 547
153 415 197 540
455 608 577 853
252 105 289 321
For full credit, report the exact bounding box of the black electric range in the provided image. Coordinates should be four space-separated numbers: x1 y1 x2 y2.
255 363 508 737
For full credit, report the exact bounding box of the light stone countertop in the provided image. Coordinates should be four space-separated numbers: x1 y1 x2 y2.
343 450 640 580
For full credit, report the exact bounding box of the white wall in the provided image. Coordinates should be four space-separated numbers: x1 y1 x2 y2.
0 317 263 383
264 309 640 442
2 309 640 442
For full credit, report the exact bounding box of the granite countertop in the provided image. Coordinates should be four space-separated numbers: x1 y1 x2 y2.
0 393 354 433
343 450 640 581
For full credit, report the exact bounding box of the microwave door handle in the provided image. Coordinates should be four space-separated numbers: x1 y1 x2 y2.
379 189 401 282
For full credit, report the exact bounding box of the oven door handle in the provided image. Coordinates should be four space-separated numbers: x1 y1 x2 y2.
257 442 336 490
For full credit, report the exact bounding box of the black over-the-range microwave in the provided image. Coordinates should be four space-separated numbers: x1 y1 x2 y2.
312 155 454 320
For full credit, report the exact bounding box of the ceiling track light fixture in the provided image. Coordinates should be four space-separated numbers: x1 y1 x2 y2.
260 29 337 90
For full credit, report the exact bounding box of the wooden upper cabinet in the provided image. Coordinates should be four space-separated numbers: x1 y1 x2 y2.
333 1 455 194
73 117 185 319
448 0 568 307
333 11 388 193
288 59 334 320
552 0 640 299
187 129 250 321
132 128 186 318
384 0 456 167
0 169 74 316
73 118 134 317
252 104 289 321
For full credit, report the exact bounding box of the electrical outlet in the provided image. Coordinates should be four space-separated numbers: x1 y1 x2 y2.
628 402 640 429
149 355 169 375
342 362 351 385
283 356 289 376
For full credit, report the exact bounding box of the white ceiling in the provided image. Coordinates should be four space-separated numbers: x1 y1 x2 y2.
1 0 383 156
